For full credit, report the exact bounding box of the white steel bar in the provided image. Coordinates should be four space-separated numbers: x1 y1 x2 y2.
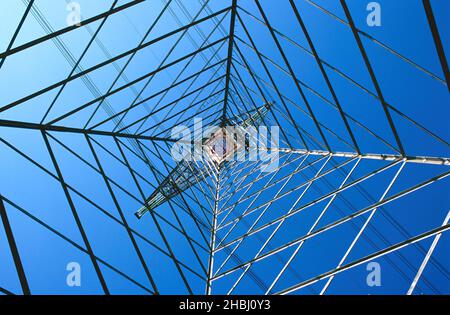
276 223 450 295
265 157 362 294
272 148 450 166
227 155 332 294
212 169 449 281
407 210 450 295
320 160 406 294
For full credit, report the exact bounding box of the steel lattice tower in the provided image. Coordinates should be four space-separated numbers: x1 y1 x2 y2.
0 0 449 295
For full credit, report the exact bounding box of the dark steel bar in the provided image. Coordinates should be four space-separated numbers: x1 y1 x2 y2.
0 197 30 295
221 0 238 125
0 0 145 59
340 0 405 156
422 0 450 92
41 131 109 294
0 0 35 69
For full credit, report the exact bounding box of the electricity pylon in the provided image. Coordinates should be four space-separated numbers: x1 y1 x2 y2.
135 103 272 218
